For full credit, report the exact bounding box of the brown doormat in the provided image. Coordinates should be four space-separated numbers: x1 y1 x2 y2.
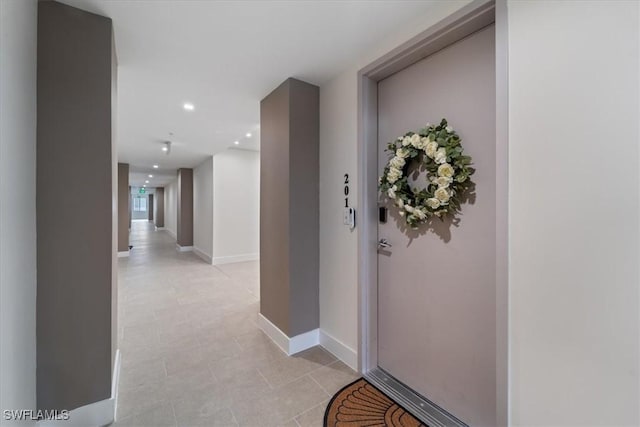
324 378 427 427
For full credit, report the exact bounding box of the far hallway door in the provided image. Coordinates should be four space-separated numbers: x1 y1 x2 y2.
377 25 497 426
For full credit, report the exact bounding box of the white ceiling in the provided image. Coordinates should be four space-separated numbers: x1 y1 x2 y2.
129 164 178 188
58 0 444 185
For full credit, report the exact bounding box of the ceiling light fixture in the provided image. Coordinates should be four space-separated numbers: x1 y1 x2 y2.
183 103 195 111
163 141 171 154
246 132 252 138
234 141 239 145
148 174 153 178
145 180 149 184
153 164 159 169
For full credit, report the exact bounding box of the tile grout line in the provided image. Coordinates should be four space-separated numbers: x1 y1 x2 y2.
269 353 339 390
226 404 240 427
291 397 331 424
170 401 178 427
308 373 331 397
256 367 275 390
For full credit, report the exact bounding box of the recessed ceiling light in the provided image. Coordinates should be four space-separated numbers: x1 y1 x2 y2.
148 174 153 178
145 180 149 183
153 164 159 169
183 103 195 111
162 146 168 152
246 132 252 138
234 141 239 145
143 185 146 188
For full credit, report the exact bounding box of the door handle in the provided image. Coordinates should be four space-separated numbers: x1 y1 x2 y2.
378 238 392 249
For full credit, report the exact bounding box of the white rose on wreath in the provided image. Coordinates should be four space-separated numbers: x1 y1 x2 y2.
379 118 475 228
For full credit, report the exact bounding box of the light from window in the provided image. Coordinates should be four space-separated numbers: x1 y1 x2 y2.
133 196 147 212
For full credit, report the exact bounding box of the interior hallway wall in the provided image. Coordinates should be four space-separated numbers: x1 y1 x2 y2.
318 0 472 369
154 187 165 228
0 0 37 422
194 157 214 262
508 1 639 425
117 163 129 253
177 168 194 248
165 179 178 238
213 149 260 265
36 1 116 410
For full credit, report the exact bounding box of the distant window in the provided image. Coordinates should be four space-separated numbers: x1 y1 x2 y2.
133 196 147 212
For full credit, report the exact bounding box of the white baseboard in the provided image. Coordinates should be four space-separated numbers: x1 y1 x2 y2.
117 251 129 258
257 313 319 356
290 328 320 355
193 247 213 264
319 330 358 371
155 226 165 231
112 349 121 421
38 349 120 427
164 229 176 239
176 244 193 252
212 253 259 265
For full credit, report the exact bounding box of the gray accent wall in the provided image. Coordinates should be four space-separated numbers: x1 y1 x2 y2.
260 78 319 337
118 163 129 252
177 168 194 247
0 0 38 418
148 194 154 221
36 1 116 411
155 187 165 228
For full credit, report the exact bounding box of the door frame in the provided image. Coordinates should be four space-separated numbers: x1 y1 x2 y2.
356 0 509 424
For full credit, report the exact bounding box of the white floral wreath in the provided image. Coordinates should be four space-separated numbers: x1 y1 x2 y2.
379 119 475 228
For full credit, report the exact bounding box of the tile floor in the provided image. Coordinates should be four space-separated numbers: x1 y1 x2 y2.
113 220 358 427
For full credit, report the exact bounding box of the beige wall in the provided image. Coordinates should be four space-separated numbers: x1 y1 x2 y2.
165 179 178 238
508 1 639 424
318 0 471 369
318 0 640 423
0 0 38 420
212 149 260 264
193 158 213 261
36 1 116 411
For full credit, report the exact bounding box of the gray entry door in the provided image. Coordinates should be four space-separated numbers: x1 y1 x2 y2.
377 25 496 426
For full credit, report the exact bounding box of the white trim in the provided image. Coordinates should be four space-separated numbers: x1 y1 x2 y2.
290 328 320 355
112 349 121 420
193 247 213 264
38 350 120 427
320 330 358 371
257 313 319 356
164 228 176 239
117 251 129 258
155 226 165 231
258 313 289 353
176 244 193 252
212 253 259 265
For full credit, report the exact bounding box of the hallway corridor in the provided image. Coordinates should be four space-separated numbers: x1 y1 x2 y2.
115 221 357 426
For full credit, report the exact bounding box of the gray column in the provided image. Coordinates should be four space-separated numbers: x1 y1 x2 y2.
177 168 193 248
36 1 116 411
118 163 129 253
155 187 165 228
260 78 319 338
148 194 154 221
